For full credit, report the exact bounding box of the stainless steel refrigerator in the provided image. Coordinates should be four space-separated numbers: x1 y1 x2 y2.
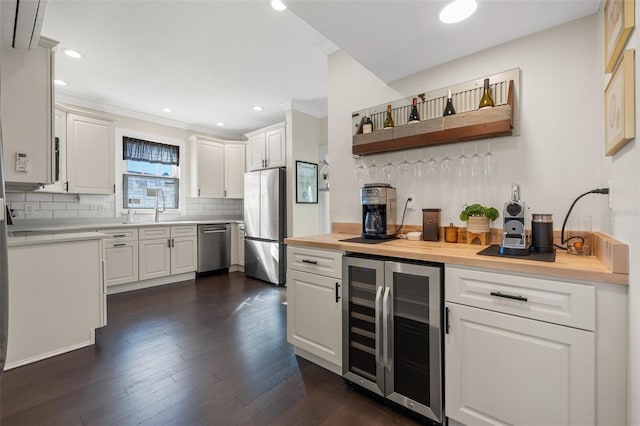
243 168 286 285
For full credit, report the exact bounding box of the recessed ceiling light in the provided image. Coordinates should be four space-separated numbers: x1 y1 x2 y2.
270 0 286 11
439 0 477 24
63 49 83 59
216 122 225 126
54 79 68 86
253 105 264 111
161 107 173 113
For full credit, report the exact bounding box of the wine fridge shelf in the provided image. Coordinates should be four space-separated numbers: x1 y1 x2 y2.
351 69 520 156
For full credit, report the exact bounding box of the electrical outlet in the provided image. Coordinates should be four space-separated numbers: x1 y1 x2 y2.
25 203 35 215
608 180 613 209
406 195 415 210
98 205 107 216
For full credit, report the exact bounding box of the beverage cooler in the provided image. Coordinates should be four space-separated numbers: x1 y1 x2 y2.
342 255 443 423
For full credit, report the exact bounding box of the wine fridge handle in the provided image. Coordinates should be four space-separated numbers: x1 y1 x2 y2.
382 287 392 373
375 286 383 369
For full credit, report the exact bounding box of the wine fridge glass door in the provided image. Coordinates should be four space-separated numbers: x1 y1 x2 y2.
383 261 443 423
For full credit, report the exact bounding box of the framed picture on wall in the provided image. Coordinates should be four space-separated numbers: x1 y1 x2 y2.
295 161 318 204
605 49 635 156
604 0 635 73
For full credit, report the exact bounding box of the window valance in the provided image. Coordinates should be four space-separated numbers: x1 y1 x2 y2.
123 136 179 166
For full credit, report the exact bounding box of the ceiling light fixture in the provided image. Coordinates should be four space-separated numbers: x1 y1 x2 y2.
63 49 83 59
161 107 173 113
54 79 68 86
439 0 478 24
216 122 225 127
253 105 264 111
270 0 286 11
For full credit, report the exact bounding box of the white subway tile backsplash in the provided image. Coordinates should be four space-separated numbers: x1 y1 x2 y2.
53 194 79 202
9 202 25 211
27 211 53 219
66 202 91 210
40 202 66 210
25 193 53 202
53 210 79 219
6 193 25 202
78 210 100 218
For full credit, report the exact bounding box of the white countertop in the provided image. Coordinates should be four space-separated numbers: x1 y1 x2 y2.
8 216 243 233
8 231 109 247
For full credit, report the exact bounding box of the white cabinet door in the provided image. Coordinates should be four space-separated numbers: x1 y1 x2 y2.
104 241 139 287
247 133 266 171
66 114 115 194
37 108 67 193
287 269 342 366
171 235 197 275
265 128 285 168
445 302 595 426
139 238 171 281
197 140 224 198
224 143 245 198
1 37 57 186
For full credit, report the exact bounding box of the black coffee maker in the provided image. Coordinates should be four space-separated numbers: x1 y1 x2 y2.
361 183 396 239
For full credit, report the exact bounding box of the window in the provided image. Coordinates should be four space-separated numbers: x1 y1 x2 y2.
122 137 180 210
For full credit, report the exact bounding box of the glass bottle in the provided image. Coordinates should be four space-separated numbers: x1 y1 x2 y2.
478 78 495 109
383 104 394 129
408 98 420 124
443 89 456 116
362 110 373 134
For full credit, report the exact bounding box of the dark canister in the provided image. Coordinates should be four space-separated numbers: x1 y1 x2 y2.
422 208 441 241
531 213 554 253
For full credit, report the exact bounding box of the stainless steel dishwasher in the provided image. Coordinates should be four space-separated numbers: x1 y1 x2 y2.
197 224 231 274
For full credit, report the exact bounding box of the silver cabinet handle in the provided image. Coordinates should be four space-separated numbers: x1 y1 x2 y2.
375 286 383 369
490 291 528 302
202 229 227 234
382 287 391 372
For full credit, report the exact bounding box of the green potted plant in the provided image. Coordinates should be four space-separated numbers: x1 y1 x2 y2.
459 203 500 233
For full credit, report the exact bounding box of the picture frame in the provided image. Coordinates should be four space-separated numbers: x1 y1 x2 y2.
604 0 635 73
605 49 635 156
295 161 318 204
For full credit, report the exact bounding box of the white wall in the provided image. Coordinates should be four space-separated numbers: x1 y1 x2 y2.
286 109 326 237
328 16 607 232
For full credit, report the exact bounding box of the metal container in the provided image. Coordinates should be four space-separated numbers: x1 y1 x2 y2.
422 208 441 241
531 213 554 253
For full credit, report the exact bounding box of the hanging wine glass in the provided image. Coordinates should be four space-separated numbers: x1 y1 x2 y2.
398 153 412 177
457 146 469 178
484 141 495 177
368 155 379 181
382 157 395 183
470 144 482 177
440 150 452 178
354 157 366 183
413 151 426 178
426 149 438 178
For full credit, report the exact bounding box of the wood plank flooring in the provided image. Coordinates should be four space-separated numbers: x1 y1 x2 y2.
0 272 421 425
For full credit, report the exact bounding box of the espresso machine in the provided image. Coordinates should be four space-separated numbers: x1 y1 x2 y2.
361 183 396 239
499 182 529 255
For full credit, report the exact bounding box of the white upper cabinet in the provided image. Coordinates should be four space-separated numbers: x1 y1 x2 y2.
189 135 245 199
246 123 285 171
66 113 116 194
1 37 58 188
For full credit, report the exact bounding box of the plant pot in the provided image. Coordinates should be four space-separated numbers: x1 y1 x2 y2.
466 216 490 233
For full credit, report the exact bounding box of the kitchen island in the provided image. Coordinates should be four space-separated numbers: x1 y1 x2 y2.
285 232 628 426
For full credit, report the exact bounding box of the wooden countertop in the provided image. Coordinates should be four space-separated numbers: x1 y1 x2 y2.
284 233 628 285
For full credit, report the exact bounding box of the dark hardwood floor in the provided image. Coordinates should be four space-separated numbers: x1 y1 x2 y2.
0 272 420 425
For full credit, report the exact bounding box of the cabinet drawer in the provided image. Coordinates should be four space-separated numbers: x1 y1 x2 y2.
445 266 595 330
287 246 342 279
171 225 197 237
100 228 138 242
138 226 170 241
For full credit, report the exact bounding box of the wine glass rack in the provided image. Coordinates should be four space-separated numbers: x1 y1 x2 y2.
352 68 520 156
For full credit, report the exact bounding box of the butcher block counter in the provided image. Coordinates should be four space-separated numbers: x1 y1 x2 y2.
284 233 628 285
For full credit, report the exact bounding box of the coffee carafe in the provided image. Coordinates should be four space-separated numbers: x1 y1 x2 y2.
361 184 396 239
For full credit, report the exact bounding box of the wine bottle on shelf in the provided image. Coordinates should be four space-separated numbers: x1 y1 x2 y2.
443 89 456 116
383 104 394 129
362 110 373 134
407 97 420 124
478 78 495 109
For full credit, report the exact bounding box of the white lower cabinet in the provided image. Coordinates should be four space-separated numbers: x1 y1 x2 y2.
445 265 595 426
286 246 342 371
139 238 172 281
104 241 139 286
171 235 197 275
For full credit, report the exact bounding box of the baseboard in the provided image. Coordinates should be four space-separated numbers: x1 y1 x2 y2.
229 264 245 273
4 337 95 371
107 272 196 294
294 347 342 376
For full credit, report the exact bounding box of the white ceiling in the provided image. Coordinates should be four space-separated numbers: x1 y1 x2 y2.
42 0 600 139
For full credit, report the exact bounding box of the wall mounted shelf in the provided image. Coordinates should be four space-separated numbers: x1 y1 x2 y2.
352 73 518 156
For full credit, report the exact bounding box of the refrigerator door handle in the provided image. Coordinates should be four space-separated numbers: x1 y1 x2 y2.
382 287 391 372
374 286 383 368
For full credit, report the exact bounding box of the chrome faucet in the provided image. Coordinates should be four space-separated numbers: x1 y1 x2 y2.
154 189 165 222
